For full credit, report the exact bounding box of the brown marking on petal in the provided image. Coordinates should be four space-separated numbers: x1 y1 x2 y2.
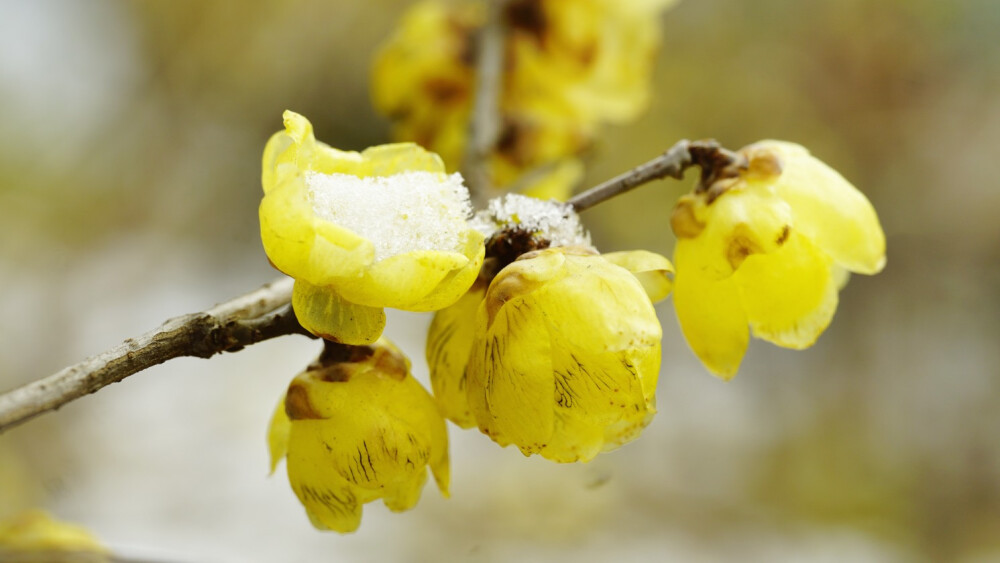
494 119 531 166
316 341 375 366
776 225 791 246
285 383 323 420
373 347 409 381
505 0 547 40
572 41 598 67
726 227 764 270
742 146 784 182
671 199 706 239
317 364 353 383
423 77 468 105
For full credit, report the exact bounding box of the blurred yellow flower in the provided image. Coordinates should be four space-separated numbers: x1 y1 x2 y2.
371 0 679 189
268 340 450 533
0 510 108 561
371 0 480 169
260 110 485 344
671 140 886 379
448 246 671 463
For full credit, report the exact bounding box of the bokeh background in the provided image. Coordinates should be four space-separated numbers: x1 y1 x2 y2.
2 0 999 561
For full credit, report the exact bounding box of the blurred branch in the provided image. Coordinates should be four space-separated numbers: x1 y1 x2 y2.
462 0 509 199
568 139 747 212
0 277 313 433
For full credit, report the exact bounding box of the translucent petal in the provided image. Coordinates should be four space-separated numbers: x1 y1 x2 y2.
537 254 660 461
734 232 838 349
398 229 485 312
673 240 749 380
336 251 469 309
426 282 486 428
280 341 449 532
601 250 674 303
751 141 886 274
267 396 291 475
466 296 555 455
259 175 375 284
292 280 385 345
285 425 367 533
673 188 794 281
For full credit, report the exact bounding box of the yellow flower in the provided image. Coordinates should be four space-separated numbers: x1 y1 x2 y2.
268 340 450 533
505 0 677 125
260 111 485 344
371 0 480 169
671 140 886 379
371 0 679 188
0 510 108 560
443 246 671 463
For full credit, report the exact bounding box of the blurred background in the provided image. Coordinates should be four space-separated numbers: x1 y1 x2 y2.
1 0 998 561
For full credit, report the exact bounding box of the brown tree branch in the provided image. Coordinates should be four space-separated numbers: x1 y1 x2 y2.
568 139 746 212
462 0 509 200
0 277 312 433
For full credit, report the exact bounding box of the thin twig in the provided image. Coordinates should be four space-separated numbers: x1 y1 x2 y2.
568 139 745 212
462 0 508 200
0 277 312 433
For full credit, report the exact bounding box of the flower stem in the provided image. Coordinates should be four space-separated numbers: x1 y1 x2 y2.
568 139 746 212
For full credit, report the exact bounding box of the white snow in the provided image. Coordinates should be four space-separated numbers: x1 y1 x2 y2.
306 170 472 262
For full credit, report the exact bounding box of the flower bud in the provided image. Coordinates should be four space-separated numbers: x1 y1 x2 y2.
268 340 449 532
462 246 669 462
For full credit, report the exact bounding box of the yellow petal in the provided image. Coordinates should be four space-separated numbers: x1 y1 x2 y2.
291 280 386 345
466 295 555 455
734 231 839 349
335 250 466 310
601 250 674 303
0 510 108 555
533 253 660 461
407 231 485 311
672 187 794 281
426 282 486 428
673 240 749 380
281 340 450 532
747 140 886 274
267 395 291 475
259 172 375 284
285 425 368 533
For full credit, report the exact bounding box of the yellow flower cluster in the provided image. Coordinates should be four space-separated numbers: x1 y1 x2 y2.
428 245 673 463
671 141 886 379
372 0 679 193
268 339 449 533
258 116 885 533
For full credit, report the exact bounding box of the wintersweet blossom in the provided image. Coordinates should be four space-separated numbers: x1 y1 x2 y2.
432 244 671 463
260 111 484 344
371 0 679 189
268 340 449 533
671 140 886 379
